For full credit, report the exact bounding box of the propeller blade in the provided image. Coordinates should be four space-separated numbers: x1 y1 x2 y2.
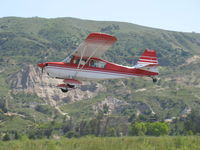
37 63 45 68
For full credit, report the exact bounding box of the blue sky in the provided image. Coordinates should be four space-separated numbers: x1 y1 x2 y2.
1 0 199 33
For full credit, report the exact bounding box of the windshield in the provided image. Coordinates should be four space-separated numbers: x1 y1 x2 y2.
63 55 73 63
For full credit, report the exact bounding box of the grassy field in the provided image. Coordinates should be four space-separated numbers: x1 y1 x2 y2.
0 136 199 150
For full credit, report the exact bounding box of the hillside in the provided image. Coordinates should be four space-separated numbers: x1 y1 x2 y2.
0 17 200 137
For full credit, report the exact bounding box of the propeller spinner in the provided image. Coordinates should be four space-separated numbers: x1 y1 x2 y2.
37 63 47 74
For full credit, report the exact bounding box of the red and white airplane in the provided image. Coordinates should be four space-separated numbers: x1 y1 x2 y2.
38 32 159 93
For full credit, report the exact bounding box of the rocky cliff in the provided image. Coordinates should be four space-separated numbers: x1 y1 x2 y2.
7 65 106 116
7 65 160 119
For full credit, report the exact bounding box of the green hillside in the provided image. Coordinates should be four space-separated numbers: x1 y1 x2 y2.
0 17 200 139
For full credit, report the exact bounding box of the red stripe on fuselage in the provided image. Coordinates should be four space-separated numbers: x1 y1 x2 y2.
46 62 159 76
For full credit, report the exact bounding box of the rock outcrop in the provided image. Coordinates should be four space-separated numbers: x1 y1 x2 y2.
94 97 155 116
93 97 129 114
7 65 106 116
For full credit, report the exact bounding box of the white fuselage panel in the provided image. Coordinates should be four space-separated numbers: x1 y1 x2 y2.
45 66 134 80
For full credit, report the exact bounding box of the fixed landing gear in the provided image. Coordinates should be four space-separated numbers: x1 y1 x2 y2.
151 77 158 83
60 84 75 93
61 88 68 93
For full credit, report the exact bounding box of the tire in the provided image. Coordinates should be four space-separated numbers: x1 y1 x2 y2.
152 78 157 83
61 88 68 93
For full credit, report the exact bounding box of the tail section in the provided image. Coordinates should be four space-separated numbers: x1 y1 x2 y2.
134 49 159 74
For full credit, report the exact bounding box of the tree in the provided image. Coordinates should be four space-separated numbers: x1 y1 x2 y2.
146 122 169 136
130 122 147 136
3 133 10 141
14 131 20 140
138 114 148 122
106 128 116 137
0 97 8 113
103 103 109 114
66 131 79 138
184 110 200 133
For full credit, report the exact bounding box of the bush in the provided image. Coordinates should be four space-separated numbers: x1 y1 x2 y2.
130 122 169 136
35 105 52 115
66 131 80 138
146 122 169 136
106 128 116 137
2 133 10 141
130 122 147 136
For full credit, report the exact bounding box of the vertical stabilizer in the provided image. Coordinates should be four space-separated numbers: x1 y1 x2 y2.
134 49 159 73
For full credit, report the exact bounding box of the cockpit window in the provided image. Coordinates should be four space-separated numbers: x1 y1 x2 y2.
74 59 87 65
79 59 86 65
89 60 106 68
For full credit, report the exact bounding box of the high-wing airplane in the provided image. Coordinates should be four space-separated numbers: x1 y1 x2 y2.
38 32 159 93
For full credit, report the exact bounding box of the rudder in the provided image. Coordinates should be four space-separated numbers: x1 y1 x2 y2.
134 49 159 73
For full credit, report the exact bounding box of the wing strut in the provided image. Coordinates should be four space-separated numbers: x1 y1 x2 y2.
74 40 110 78
74 47 85 78
80 44 100 69
76 43 87 69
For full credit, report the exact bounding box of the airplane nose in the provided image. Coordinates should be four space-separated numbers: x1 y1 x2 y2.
37 63 46 68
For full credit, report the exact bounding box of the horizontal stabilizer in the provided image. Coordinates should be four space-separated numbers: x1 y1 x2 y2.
134 63 159 69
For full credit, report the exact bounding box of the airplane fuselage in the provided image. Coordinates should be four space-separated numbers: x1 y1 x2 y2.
43 57 158 81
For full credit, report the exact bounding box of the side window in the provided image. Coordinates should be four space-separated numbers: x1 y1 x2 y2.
74 59 87 65
89 60 106 68
98 61 106 68
74 59 79 64
90 60 95 67
80 59 86 65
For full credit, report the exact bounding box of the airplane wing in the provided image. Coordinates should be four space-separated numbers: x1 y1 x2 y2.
73 32 117 58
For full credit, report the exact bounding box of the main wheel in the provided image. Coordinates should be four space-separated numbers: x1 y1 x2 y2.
61 88 68 93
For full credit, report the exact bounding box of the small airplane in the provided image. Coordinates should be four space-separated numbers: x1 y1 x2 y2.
38 32 159 93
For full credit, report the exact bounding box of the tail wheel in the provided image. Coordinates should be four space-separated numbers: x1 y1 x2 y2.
152 78 158 83
61 88 68 93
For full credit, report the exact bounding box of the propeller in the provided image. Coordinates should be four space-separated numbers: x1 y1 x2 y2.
37 63 46 87
37 63 46 78
37 63 46 74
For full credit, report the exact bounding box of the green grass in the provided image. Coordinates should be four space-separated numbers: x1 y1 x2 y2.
0 136 200 150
